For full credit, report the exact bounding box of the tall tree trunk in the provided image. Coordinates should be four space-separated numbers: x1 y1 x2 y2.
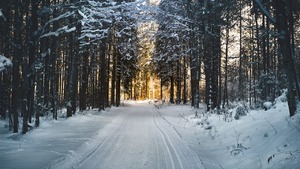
223 16 230 107
66 38 74 117
80 49 89 111
116 72 121 107
188 0 199 110
169 75 174 104
111 45 116 106
72 22 81 113
238 0 244 101
254 2 260 105
212 24 221 109
183 56 187 104
50 40 58 120
43 0 50 110
99 39 107 110
0 0 11 121
50 0 58 119
12 0 22 133
160 78 163 100
26 1 39 124
116 51 121 107
36 60 43 127
106 42 111 107
176 60 181 104
274 0 298 116
67 20 81 116
21 0 30 134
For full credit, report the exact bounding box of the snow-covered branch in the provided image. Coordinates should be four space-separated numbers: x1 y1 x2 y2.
41 26 76 38
0 9 7 21
0 55 12 72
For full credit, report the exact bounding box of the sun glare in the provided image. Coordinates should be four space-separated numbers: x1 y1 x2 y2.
149 0 160 5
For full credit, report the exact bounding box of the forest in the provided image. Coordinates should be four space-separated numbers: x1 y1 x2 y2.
0 0 300 135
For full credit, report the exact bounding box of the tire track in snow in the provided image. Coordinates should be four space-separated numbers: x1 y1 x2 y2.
47 104 204 169
153 111 184 169
152 117 162 169
76 114 129 168
152 109 204 169
47 114 129 169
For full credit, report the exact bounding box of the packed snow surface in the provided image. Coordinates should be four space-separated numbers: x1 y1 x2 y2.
0 99 300 169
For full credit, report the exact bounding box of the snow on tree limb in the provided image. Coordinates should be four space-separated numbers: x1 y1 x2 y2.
0 9 7 21
0 55 12 72
38 11 76 40
47 11 75 26
41 26 76 38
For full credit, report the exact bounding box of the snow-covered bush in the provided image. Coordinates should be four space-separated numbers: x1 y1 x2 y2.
234 105 248 120
274 89 287 103
223 108 233 122
263 101 273 110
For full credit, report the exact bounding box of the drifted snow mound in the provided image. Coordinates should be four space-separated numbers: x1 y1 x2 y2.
0 55 12 72
263 102 273 110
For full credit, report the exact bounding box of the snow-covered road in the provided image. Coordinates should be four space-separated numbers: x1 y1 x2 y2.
1 100 300 169
48 103 204 169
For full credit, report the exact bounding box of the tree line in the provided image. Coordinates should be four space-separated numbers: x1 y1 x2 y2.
0 0 300 134
0 0 145 134
152 0 300 116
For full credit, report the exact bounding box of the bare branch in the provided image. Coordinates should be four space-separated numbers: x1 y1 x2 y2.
254 0 276 24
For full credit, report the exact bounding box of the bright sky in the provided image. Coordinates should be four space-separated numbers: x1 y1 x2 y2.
150 0 160 5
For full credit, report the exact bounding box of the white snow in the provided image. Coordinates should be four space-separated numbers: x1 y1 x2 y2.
41 26 76 38
0 95 299 169
0 9 6 21
156 100 300 169
263 101 273 110
0 110 116 169
0 54 12 72
78 10 88 20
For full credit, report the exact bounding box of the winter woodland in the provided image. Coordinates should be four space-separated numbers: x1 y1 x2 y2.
1 0 300 169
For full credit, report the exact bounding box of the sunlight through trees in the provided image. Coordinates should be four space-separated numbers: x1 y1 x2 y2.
0 0 300 133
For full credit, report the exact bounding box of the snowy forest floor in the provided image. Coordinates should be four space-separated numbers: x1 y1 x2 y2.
1 98 300 169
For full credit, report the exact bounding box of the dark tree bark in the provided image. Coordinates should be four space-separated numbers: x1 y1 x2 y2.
80 49 89 111
111 45 117 106
66 34 74 117
99 39 107 111
0 0 11 121
116 51 121 107
238 0 244 101
223 14 230 107
187 0 199 110
67 18 81 117
212 25 221 109
12 0 22 133
273 0 299 116
106 44 111 108
160 78 163 100
50 0 58 120
169 75 174 104
183 56 187 104
176 60 181 104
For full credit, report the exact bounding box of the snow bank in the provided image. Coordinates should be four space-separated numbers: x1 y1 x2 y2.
263 101 273 110
157 98 300 169
0 109 115 169
0 54 12 72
